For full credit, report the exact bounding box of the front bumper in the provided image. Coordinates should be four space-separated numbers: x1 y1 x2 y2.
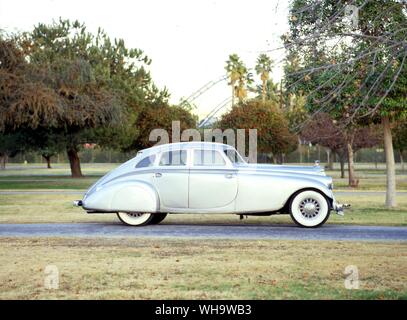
331 196 351 216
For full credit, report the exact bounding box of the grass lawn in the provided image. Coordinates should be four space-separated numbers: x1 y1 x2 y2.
0 163 119 176
0 237 405 299
0 193 406 226
0 162 406 191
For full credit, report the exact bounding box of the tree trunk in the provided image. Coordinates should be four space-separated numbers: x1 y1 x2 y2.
280 153 285 164
347 142 357 187
42 155 52 169
382 116 396 208
231 85 235 107
317 145 321 161
338 153 345 179
0 154 7 170
399 150 404 173
279 80 283 109
262 80 266 103
67 148 83 178
298 137 303 164
327 149 334 170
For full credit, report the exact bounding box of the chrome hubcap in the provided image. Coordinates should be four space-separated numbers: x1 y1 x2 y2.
299 198 320 218
127 213 144 218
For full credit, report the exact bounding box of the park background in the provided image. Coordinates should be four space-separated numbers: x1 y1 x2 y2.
0 0 406 299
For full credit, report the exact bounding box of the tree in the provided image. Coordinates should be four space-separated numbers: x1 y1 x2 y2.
1 20 162 177
255 54 273 103
133 104 197 149
29 130 65 169
225 54 252 106
255 79 280 105
0 133 27 169
284 0 407 206
219 99 297 161
301 113 381 181
393 121 407 172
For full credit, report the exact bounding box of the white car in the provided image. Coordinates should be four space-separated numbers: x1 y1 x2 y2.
74 142 348 227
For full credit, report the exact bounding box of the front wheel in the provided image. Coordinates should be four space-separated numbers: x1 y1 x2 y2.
289 190 330 228
117 212 153 226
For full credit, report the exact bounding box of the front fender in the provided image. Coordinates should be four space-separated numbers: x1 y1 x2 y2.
293 180 333 200
82 180 159 213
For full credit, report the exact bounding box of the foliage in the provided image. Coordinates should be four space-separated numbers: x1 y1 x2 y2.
393 121 407 153
133 104 197 149
284 92 308 132
0 19 176 175
255 54 273 102
225 54 253 104
219 99 297 156
301 113 381 154
284 0 407 122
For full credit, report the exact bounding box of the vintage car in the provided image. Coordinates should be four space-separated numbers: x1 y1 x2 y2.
73 142 348 227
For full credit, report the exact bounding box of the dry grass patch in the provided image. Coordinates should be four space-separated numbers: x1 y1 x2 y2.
0 238 406 299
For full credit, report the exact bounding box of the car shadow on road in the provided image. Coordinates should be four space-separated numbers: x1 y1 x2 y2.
93 221 342 229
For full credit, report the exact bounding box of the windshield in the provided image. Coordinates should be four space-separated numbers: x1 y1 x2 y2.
223 149 246 164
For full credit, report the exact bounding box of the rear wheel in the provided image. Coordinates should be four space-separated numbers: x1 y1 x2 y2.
117 212 153 226
150 213 167 225
289 190 330 228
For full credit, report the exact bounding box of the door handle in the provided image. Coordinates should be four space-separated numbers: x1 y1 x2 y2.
154 173 162 178
225 173 234 179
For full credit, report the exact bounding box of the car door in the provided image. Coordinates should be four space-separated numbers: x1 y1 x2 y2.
188 149 238 209
153 149 189 209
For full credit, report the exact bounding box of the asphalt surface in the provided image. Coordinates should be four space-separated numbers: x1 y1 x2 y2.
0 222 406 242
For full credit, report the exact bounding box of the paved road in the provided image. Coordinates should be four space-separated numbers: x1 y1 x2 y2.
0 223 406 242
1 190 407 196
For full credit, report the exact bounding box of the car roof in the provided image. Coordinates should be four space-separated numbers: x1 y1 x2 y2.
138 142 233 156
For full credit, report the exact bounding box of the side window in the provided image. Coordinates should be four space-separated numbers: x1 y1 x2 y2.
194 150 226 166
159 150 187 166
135 155 156 168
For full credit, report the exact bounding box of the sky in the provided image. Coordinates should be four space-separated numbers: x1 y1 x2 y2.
0 0 290 119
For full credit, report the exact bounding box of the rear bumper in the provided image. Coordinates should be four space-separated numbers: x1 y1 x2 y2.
73 200 83 207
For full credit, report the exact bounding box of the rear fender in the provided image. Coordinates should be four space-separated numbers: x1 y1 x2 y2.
83 180 159 213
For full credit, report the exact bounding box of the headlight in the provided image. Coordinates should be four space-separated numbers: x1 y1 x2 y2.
328 182 334 190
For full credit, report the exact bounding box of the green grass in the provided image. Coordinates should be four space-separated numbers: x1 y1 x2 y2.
0 237 405 299
0 193 405 226
0 177 97 190
1 162 406 191
0 163 118 176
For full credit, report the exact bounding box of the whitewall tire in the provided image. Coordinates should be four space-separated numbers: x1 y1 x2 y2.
289 190 330 228
117 212 153 226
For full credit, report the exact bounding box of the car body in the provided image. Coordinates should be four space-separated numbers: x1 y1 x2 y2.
74 142 348 227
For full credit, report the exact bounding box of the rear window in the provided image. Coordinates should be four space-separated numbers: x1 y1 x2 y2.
135 155 156 168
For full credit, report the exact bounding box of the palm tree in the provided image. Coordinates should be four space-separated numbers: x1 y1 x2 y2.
256 79 279 103
225 54 252 106
225 54 241 106
255 54 273 103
